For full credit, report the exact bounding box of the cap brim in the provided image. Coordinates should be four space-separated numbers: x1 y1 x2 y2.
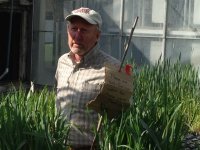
65 14 97 25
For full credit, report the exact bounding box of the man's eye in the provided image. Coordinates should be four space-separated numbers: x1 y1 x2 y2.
81 29 88 33
70 27 89 34
71 27 77 31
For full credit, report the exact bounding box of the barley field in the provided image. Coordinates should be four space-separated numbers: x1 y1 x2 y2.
0 59 200 150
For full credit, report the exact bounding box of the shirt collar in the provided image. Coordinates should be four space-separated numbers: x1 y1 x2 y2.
83 44 99 63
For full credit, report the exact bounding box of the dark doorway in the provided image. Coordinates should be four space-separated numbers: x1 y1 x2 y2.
0 11 21 82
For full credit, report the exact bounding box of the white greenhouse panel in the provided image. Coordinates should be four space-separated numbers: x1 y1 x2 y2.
45 20 54 31
191 43 200 65
102 1 121 32
150 41 162 63
193 0 200 25
165 39 200 65
113 0 121 24
152 0 165 23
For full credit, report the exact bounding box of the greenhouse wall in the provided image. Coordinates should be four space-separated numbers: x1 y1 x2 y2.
31 0 200 86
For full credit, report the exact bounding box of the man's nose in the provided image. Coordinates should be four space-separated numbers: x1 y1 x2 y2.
74 29 82 40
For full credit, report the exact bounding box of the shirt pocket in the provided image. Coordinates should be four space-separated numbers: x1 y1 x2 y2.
80 81 101 104
81 81 101 93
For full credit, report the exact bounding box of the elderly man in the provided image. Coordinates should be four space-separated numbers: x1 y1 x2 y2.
55 7 120 149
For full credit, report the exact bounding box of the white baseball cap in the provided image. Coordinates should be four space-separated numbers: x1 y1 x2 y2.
65 7 102 28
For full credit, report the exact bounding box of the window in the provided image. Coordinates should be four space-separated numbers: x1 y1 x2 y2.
31 0 200 86
31 0 65 85
167 0 200 38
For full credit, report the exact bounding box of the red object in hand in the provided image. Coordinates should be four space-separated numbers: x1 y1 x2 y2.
125 64 132 75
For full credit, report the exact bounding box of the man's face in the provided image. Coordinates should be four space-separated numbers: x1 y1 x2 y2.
67 17 100 56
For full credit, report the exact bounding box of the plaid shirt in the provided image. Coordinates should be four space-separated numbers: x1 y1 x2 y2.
55 45 120 147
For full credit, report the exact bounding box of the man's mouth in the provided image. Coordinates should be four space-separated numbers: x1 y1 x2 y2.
73 43 83 48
